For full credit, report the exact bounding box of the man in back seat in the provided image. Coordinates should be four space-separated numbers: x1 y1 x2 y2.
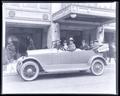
67 37 76 51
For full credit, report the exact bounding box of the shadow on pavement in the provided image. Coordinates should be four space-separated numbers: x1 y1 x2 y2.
36 71 93 81
3 71 94 82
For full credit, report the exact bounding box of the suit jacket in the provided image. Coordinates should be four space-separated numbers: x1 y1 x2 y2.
68 43 76 51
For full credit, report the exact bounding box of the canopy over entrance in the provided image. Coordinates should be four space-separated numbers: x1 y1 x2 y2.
53 4 116 31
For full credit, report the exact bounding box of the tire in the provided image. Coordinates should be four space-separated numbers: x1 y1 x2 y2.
19 61 39 81
90 59 104 76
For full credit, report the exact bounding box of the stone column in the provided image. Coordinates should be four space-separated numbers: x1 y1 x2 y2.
96 25 104 45
55 23 60 40
47 22 60 48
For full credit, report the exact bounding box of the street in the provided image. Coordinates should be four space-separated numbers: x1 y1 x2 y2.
2 62 116 94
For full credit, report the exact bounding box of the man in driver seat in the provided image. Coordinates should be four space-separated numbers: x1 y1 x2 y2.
67 37 76 51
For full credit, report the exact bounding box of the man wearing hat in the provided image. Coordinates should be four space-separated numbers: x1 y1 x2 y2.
54 40 62 50
67 37 76 51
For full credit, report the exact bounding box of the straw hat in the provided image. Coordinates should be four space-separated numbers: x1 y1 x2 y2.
69 37 74 41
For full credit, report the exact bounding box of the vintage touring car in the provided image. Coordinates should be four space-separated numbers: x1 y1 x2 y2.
16 45 107 81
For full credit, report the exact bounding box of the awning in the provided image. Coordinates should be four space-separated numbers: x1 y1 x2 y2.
6 20 50 29
53 4 116 30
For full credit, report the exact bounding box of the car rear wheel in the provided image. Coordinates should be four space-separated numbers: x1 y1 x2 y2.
90 59 104 76
19 61 39 81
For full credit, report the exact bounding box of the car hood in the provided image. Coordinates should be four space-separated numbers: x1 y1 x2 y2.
27 48 57 55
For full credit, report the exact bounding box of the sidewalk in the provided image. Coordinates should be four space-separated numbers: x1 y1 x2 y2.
106 58 116 66
3 62 18 76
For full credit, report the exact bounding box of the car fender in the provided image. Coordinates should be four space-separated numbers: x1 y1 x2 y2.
88 55 107 66
17 56 45 72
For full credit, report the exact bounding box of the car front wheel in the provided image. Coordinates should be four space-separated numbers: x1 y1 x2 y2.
19 61 39 81
90 59 104 76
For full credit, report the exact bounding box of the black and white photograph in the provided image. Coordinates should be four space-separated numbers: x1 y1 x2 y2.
2 2 117 94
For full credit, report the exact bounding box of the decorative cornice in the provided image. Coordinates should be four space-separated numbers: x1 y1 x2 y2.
6 9 51 22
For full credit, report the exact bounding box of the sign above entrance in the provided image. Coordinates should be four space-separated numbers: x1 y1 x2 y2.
6 9 51 23
53 4 115 23
71 5 115 18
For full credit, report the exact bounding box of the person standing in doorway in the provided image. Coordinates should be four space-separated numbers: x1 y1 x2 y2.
26 36 35 50
6 36 19 63
6 38 16 63
18 36 28 57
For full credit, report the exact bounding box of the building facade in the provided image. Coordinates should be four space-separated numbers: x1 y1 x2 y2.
3 3 52 49
52 3 116 47
3 3 116 49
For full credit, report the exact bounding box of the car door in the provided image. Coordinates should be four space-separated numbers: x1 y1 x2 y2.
49 49 85 71
70 49 90 64
57 49 72 64
69 49 96 69
56 49 95 71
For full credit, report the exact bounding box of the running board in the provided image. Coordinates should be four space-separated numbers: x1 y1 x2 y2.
41 64 90 73
45 68 90 73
